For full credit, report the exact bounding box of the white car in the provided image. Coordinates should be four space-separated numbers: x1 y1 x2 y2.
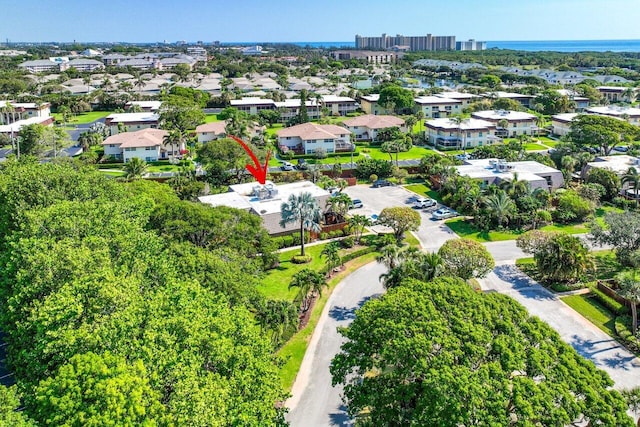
349 199 364 209
413 197 436 209
432 208 457 220
281 161 294 171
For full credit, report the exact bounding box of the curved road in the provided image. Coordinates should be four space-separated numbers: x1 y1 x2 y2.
285 262 386 426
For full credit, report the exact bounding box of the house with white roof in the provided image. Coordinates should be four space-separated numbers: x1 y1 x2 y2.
484 91 535 109
342 114 405 141
101 128 183 162
551 113 580 136
597 86 636 103
584 155 640 197
0 101 51 124
104 112 160 135
425 118 498 150
435 91 481 108
359 94 391 115
455 158 564 191
0 115 54 139
277 122 351 155
586 105 640 126
198 180 330 236
471 110 537 137
195 120 264 143
415 96 462 119
274 99 320 122
125 101 162 112
230 98 276 115
321 95 359 116
557 89 590 112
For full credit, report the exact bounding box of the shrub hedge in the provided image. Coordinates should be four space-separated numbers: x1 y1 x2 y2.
589 285 629 315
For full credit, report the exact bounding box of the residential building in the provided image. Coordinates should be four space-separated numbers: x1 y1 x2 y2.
330 50 400 64
355 33 456 51
230 98 276 115
0 115 54 139
195 120 264 143
342 114 405 141
584 155 640 196
60 58 104 72
455 159 564 191
0 101 51 124
321 95 358 116
425 118 498 150
557 89 590 112
415 95 462 119
597 86 636 103
18 59 59 73
198 180 330 236
471 110 538 137
586 105 640 125
359 94 392 115
276 122 351 155
125 101 162 112
435 91 481 108
456 39 487 51
186 46 207 61
551 113 580 136
102 53 129 66
485 91 535 109
101 128 183 162
104 112 160 135
274 99 320 122
242 46 264 55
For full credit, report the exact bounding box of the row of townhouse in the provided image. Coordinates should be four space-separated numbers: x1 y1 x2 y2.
102 129 184 163
551 106 640 136
0 101 51 124
425 110 539 150
18 58 104 73
229 95 359 119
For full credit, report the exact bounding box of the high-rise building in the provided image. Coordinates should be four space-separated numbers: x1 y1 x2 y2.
355 33 455 51
455 39 487 51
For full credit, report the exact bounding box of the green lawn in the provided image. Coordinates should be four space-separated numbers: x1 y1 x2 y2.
523 142 548 151
52 111 112 125
404 183 444 203
364 146 436 161
204 114 220 123
536 136 560 147
561 294 617 337
276 252 378 390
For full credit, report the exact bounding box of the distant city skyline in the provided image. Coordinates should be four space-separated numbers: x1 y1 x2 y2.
2 0 640 44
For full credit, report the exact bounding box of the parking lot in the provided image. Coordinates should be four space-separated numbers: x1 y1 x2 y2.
342 184 459 251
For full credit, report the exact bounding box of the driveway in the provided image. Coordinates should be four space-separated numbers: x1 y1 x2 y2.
343 184 456 250
286 262 386 427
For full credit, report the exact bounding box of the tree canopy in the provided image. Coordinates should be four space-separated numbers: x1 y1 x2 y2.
331 277 633 426
378 85 415 114
568 114 639 155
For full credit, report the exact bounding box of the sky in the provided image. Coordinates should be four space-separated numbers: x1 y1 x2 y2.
1 0 640 43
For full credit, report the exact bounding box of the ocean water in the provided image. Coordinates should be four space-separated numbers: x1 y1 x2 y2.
486 39 640 52
264 40 640 52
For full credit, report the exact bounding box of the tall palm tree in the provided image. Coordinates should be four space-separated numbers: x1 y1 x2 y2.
280 192 322 257
617 270 640 333
376 244 402 270
415 110 425 135
348 214 372 244
321 242 342 274
326 192 351 222
123 157 148 180
561 155 579 182
484 191 517 228
449 116 464 151
256 300 299 347
622 167 640 207
163 129 185 161
498 172 530 198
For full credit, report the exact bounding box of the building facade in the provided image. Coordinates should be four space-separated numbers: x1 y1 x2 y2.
355 33 456 51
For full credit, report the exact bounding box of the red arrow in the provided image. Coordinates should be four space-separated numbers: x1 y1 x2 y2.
230 135 271 184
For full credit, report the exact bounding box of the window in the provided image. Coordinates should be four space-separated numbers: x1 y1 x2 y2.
145 147 154 151
324 139 333 143
479 132 483 137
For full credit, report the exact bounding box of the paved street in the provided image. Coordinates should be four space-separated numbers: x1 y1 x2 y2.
285 262 386 427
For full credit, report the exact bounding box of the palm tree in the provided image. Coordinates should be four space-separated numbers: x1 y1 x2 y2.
163 129 185 161
326 192 351 223
321 242 342 275
376 244 402 270
348 215 372 244
419 252 445 281
617 270 640 333
256 299 299 346
280 192 322 257
449 116 464 151
561 155 579 182
288 268 327 312
622 167 640 207
123 157 148 180
484 191 517 228
498 172 530 198
415 110 425 135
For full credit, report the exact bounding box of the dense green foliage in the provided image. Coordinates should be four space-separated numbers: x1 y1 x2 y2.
0 160 287 425
331 277 633 426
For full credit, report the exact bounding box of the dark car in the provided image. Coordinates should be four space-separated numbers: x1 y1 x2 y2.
372 179 393 188
296 158 308 170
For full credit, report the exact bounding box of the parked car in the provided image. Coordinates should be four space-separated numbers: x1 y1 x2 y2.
413 197 436 209
296 158 308 170
372 179 393 188
281 161 294 171
349 199 364 209
614 145 629 152
432 208 457 220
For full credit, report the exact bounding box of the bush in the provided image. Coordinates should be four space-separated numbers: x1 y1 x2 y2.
291 255 312 264
341 236 355 248
553 190 594 224
340 246 376 264
369 174 378 183
319 232 329 240
615 316 640 352
589 285 629 315
277 235 294 249
328 230 343 239
314 147 328 159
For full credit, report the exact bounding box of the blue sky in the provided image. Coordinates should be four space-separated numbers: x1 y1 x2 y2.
2 0 639 43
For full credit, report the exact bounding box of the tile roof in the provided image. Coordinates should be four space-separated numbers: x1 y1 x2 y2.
277 122 349 140
102 128 167 148
342 114 405 129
